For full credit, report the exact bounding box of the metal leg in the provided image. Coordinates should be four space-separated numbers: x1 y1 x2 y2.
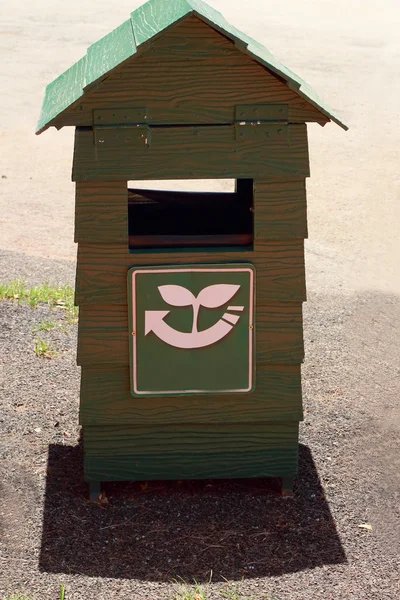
281 475 295 497
89 481 102 502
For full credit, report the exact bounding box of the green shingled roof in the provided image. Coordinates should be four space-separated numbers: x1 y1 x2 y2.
36 0 347 134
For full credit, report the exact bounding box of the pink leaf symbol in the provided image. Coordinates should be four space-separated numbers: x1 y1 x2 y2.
197 284 240 308
158 285 195 307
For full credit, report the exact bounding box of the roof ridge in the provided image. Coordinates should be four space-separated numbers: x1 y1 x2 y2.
130 0 193 46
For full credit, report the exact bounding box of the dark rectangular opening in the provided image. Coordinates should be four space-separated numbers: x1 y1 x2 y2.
128 179 253 251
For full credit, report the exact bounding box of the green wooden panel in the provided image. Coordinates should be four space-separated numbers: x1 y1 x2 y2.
72 124 309 181
75 181 128 243
83 422 299 481
84 449 298 481
37 0 347 133
77 304 127 365
84 423 298 455
77 303 303 366
254 178 308 242
79 364 303 426
85 20 136 88
75 183 127 242
75 241 306 305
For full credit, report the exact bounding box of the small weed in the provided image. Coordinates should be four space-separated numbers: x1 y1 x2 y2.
32 320 70 333
4 585 66 600
65 305 79 325
32 320 57 333
170 579 208 600
0 281 26 302
34 338 58 359
0 281 78 323
169 578 278 600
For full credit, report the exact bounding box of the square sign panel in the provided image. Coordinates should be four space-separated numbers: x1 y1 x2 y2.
128 264 255 397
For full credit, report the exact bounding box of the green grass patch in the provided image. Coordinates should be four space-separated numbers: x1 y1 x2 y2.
0 281 78 324
32 319 57 333
32 320 69 334
34 337 58 359
4 585 66 600
170 580 208 600
169 578 278 600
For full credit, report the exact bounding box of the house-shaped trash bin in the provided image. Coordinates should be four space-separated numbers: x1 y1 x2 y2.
37 0 346 500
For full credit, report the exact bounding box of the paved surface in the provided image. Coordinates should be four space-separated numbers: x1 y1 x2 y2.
1 0 400 598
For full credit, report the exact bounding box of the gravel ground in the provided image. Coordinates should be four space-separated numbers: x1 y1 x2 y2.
0 248 75 288
0 252 399 600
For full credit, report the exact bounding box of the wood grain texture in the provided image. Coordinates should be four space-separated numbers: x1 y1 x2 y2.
77 303 303 366
74 122 308 181
83 422 299 481
254 178 308 241
72 123 309 182
129 233 253 249
75 241 306 305
54 17 328 129
75 181 128 243
84 449 298 481
80 364 303 426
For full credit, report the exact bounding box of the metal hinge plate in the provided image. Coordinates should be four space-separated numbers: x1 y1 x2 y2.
93 108 148 125
234 104 289 143
94 125 151 147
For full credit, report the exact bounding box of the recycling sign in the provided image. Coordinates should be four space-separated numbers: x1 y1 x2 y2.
128 264 255 396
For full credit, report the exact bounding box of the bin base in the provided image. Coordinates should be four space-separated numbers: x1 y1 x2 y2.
281 475 295 497
83 422 300 483
89 481 102 502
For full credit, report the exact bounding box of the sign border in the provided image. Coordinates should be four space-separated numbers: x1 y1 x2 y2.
128 264 256 397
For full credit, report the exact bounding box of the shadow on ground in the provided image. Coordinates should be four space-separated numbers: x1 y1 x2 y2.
39 442 346 581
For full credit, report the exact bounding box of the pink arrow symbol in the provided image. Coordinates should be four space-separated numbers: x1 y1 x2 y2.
144 311 170 336
144 310 235 349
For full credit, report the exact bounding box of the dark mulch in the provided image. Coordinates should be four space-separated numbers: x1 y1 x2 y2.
0 252 399 599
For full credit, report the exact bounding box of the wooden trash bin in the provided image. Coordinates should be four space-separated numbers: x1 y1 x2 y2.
37 0 346 500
